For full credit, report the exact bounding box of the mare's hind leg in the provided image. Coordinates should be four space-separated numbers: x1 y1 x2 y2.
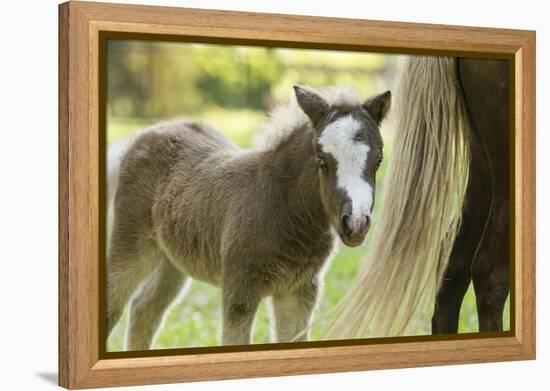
458 58 510 332
432 131 491 334
431 246 473 334
472 199 509 332
272 279 319 342
126 255 189 350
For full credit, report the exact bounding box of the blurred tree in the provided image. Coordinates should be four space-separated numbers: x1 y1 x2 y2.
108 40 203 118
107 40 397 121
193 46 284 110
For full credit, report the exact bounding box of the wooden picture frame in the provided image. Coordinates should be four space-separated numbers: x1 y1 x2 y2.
59 1 536 388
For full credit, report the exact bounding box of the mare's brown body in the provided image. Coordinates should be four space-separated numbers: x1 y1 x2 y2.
432 59 510 333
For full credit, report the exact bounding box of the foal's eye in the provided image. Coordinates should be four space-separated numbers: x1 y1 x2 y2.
376 157 383 168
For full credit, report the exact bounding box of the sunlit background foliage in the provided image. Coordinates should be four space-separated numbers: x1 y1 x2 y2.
107 40 509 351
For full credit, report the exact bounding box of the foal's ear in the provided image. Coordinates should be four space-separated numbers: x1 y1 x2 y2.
293 85 329 127
363 90 392 124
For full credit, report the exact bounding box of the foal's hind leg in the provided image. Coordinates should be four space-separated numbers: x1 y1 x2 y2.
126 255 189 350
272 280 319 342
106 226 160 338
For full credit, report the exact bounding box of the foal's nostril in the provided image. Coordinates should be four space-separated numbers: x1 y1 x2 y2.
340 213 351 234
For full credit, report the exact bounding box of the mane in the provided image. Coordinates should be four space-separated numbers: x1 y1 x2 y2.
254 86 362 150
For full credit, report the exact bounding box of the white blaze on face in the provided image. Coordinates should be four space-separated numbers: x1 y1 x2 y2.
318 115 373 227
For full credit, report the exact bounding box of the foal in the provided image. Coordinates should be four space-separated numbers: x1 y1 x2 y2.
107 85 391 349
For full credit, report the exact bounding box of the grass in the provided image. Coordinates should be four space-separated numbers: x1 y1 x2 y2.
107 113 510 351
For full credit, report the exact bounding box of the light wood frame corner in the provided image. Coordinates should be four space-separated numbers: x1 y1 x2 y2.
59 1 536 389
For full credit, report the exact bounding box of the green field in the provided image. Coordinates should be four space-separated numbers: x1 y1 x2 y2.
107 115 509 351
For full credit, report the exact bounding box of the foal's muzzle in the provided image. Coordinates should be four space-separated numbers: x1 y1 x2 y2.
339 213 371 247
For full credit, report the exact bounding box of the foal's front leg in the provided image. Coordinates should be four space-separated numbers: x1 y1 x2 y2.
221 278 261 346
272 279 319 342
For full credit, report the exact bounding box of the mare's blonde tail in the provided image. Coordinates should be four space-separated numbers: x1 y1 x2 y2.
326 57 470 338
